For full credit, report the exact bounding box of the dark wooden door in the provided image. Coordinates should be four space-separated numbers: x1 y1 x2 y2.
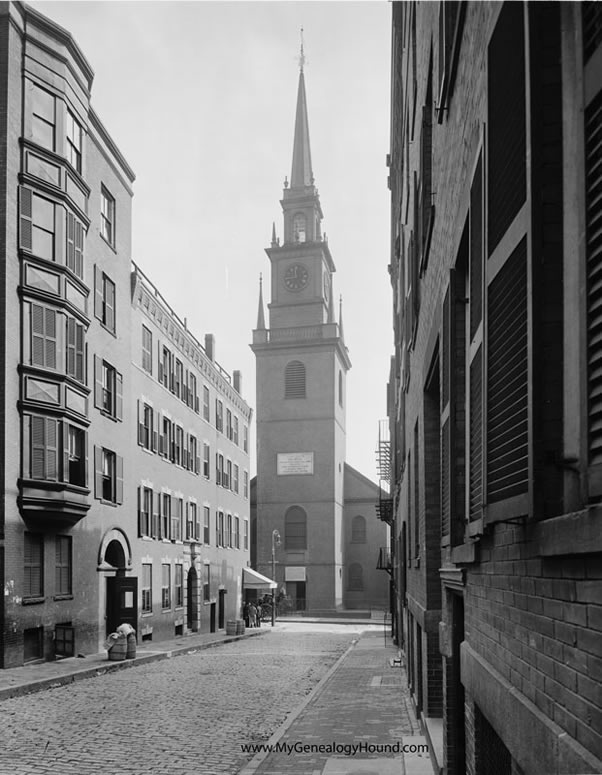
106 576 138 636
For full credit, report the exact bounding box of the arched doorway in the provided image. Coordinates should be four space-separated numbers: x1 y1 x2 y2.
98 529 136 638
187 566 199 632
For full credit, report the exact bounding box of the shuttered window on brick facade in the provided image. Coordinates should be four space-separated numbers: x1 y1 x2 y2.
29 415 58 481
586 88 602 494
487 238 529 509
31 303 57 369
583 2 602 64
487 2 526 256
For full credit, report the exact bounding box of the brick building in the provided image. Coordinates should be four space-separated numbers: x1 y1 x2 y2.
0 1 251 667
387 2 602 774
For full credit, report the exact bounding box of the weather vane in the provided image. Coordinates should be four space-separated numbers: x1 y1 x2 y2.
299 26 306 72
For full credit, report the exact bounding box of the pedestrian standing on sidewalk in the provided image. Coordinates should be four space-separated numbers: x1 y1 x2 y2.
243 601 249 628
248 603 256 628
256 601 262 627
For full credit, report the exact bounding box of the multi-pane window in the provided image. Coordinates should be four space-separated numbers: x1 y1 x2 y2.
203 443 210 478
226 409 233 440
203 564 210 602
142 326 152 374
32 194 56 261
233 416 239 446
55 536 72 596
160 346 171 389
142 564 152 613
172 497 183 542
186 501 197 540
95 358 122 420
95 447 123 504
243 470 249 499
174 359 183 399
31 83 55 151
217 511 225 547
216 453 223 486
189 373 199 412
162 493 171 539
175 564 183 608
244 519 249 550
162 417 172 460
161 564 171 609
188 434 198 473
227 514 233 548
139 403 154 451
203 386 210 421
24 533 43 598
100 186 115 246
216 400 223 432
66 424 86 486
243 425 248 453
30 304 57 370
139 486 153 537
175 425 184 467
95 270 116 333
234 517 240 549
225 459 232 490
65 316 85 382
203 506 210 544
233 464 239 494
285 506 307 550
66 111 82 173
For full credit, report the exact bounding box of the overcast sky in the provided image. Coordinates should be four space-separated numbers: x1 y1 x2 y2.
31 0 393 483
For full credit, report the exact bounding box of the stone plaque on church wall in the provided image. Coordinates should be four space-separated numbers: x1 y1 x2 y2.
277 452 314 475
285 566 306 581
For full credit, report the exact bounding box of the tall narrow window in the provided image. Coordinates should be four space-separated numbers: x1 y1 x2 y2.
95 268 116 333
30 415 58 481
235 517 240 549
66 212 84 278
55 536 72 596
65 316 85 382
142 326 152 374
351 515 366 543
138 486 153 537
244 519 249 550
141 564 152 613
30 304 57 370
203 506 210 544
31 83 55 151
203 386 210 421
162 493 171 539
284 506 307 550
216 400 223 432
66 111 82 173
66 424 86 487
100 186 115 246
95 447 123 504
293 213 306 242
24 533 44 598
285 361 306 398
175 564 183 607
32 194 56 261
161 564 171 609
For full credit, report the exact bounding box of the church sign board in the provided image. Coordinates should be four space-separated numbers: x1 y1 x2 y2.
277 452 314 475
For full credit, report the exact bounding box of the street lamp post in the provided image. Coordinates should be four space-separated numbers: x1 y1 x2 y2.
271 529 281 627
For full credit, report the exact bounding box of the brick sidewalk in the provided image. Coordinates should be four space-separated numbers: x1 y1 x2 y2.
238 631 435 775
0 626 267 702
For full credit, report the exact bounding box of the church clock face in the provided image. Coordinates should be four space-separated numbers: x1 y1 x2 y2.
283 263 309 292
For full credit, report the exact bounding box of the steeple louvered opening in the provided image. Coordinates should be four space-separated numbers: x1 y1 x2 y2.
285 360 306 399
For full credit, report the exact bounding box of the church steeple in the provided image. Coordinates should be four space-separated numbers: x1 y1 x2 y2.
290 73 314 190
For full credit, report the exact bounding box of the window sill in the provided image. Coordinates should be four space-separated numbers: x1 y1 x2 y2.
22 597 45 605
141 611 153 617
53 594 73 601
98 320 117 338
99 499 118 508
99 232 117 254
531 506 602 556
99 409 120 423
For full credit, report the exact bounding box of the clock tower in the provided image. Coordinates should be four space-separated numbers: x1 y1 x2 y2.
251 53 351 613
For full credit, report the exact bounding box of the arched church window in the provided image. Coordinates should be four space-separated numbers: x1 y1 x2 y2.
348 563 364 591
285 506 307 550
285 361 306 399
293 213 306 243
339 371 343 406
351 515 366 543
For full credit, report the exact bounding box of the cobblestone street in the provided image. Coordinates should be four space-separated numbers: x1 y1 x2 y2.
0 629 355 775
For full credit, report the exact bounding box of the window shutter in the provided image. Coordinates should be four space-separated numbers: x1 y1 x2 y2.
586 89 602 495
284 361 306 398
156 491 162 539
47 418 58 480
470 155 483 339
487 238 529 506
45 308 57 369
158 413 164 456
152 410 159 452
116 455 124 504
157 340 163 384
94 446 102 498
116 372 123 421
31 416 46 479
441 282 451 540
94 266 103 320
66 212 75 272
74 220 84 278
20 186 33 251
31 304 46 367
66 317 76 376
75 322 84 381
137 400 144 446
195 454 200 475
94 355 103 409
469 346 483 522
83 430 88 488
106 281 115 332
137 486 143 537
62 420 69 484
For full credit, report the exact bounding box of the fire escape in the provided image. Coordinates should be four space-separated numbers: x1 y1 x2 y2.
375 419 393 575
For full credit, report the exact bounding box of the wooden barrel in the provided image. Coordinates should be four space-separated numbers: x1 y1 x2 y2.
108 634 127 661
126 632 137 659
236 619 245 635
225 620 237 636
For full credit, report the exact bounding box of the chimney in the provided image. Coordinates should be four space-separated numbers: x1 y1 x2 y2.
233 370 242 394
204 333 215 361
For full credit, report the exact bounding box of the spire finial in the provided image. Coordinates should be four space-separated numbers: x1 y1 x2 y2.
257 273 266 330
299 27 305 72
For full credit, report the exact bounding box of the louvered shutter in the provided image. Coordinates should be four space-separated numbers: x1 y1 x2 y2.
74 220 84 278
152 491 160 538
45 308 57 368
66 317 76 376
441 279 452 541
20 186 33 251
157 340 163 384
487 238 529 507
116 455 124 504
66 212 75 273
94 355 103 408
94 446 103 498
75 322 84 381
116 372 123 421
31 416 46 479
94 266 103 320
137 400 144 446
469 346 483 522
83 430 88 488
31 304 45 366
586 89 602 494
152 410 159 452
62 420 69 484
137 486 143 537
285 361 306 398
46 417 57 480
470 155 483 339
